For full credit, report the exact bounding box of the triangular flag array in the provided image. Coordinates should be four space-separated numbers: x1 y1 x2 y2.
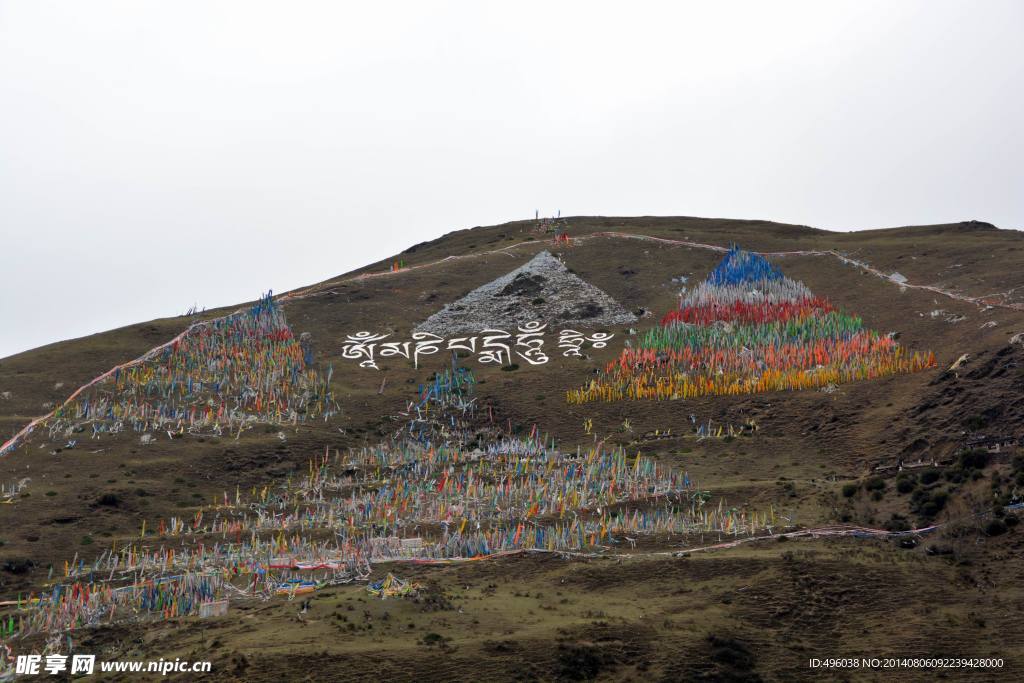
569 246 935 403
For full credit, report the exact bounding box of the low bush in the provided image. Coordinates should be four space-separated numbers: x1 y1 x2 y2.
896 475 917 494
884 514 911 532
556 643 609 680
911 488 948 520
97 493 121 507
984 519 1008 537
865 476 886 492
707 635 758 676
2 558 34 574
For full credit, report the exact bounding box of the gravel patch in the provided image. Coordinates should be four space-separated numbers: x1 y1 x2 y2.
415 251 637 335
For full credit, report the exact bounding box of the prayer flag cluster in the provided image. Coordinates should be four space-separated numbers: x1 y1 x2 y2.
6 362 772 646
47 293 338 439
568 246 935 403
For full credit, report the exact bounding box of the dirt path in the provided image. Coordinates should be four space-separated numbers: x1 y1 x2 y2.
590 231 1024 312
288 230 1024 313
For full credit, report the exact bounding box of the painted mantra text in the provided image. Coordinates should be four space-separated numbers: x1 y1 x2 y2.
341 323 615 369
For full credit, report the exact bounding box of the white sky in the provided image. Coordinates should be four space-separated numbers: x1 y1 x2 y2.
1 1 1021 359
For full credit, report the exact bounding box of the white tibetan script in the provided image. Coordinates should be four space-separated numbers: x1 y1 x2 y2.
341 323 614 369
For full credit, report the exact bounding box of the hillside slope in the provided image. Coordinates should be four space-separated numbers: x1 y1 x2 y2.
2 216 1023 681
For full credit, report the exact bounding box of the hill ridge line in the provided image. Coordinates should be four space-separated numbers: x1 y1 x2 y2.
2 230 1019 458
289 231 1023 312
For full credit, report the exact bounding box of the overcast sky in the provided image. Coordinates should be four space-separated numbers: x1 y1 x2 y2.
1 1 1021 359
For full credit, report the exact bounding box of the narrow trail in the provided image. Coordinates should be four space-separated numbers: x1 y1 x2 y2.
391 522 940 567
591 231 1024 311
398 502 1023 565
3 230 1021 458
289 230 1024 312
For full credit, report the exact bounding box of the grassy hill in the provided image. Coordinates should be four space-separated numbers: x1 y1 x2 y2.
1 216 1023 681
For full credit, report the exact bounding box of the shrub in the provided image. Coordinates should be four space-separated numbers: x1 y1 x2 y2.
920 469 941 485
984 519 1008 537
841 483 858 498
865 476 886 492
556 643 609 680
2 558 34 574
911 488 948 519
884 515 911 532
964 414 988 431
97 493 121 507
958 449 990 471
896 476 917 494
421 632 449 647
707 635 757 673
921 492 948 517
